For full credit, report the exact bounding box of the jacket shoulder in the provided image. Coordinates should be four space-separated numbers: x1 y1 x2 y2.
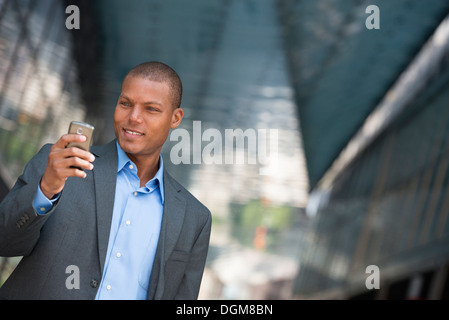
164 171 211 218
15 143 52 184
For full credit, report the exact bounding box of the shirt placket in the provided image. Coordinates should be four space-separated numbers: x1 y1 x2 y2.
99 163 140 297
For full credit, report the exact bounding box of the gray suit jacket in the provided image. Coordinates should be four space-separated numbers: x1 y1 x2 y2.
0 140 211 300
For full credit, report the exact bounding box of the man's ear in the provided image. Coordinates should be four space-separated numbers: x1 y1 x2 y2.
170 107 184 129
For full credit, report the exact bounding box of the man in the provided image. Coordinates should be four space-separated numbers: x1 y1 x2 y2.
0 61 212 300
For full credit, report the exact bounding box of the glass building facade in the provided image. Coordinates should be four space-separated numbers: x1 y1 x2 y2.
0 0 87 284
285 2 449 299
0 0 86 187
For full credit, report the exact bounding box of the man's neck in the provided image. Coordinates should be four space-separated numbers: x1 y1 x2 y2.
127 152 161 188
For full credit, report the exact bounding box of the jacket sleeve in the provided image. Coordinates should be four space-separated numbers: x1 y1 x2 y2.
173 209 212 299
0 144 56 257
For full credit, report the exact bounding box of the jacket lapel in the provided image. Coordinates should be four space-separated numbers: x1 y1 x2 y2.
91 140 118 273
148 169 186 299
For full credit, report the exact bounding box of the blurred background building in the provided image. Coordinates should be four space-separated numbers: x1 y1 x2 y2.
1 0 449 300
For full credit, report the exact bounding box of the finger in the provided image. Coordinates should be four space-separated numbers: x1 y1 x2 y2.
63 147 96 162
71 168 88 178
66 156 94 171
58 167 88 179
43 160 88 186
50 156 93 173
48 146 95 166
54 134 87 149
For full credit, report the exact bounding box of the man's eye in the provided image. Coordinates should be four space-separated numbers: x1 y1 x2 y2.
120 102 130 107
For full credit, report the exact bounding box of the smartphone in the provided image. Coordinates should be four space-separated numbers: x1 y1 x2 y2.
66 121 95 151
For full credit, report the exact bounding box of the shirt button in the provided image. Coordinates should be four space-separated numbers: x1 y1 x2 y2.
125 220 131 226
133 191 138 196
106 285 111 290
129 164 134 170
116 252 121 258
40 207 45 212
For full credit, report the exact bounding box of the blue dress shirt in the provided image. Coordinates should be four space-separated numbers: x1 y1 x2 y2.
33 185 59 214
33 142 165 300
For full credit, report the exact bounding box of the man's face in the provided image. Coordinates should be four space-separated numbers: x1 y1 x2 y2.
114 76 183 161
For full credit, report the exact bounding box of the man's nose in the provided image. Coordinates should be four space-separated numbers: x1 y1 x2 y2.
129 106 143 123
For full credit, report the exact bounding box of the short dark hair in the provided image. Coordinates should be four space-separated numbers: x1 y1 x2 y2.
124 61 183 109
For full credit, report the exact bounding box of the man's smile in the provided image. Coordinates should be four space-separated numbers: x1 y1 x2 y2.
123 128 145 137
